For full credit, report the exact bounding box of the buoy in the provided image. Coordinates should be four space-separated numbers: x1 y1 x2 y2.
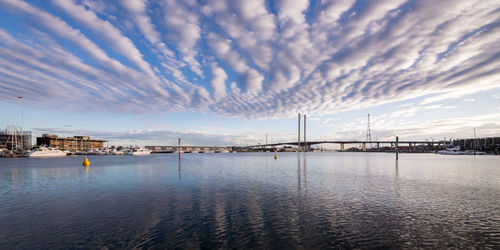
274 154 278 160
82 157 90 167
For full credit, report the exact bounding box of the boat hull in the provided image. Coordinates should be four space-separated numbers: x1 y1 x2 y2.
27 151 67 157
128 151 151 155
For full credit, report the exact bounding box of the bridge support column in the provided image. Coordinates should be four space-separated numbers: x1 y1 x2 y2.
340 143 345 151
376 142 379 149
362 142 366 151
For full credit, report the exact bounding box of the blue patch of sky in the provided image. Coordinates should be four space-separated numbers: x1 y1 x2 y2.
304 0 319 22
339 0 368 24
0 9 32 36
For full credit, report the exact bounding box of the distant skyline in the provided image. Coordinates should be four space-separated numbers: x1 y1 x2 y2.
1 0 499 146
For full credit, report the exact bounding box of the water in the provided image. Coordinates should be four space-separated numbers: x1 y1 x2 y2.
0 152 499 249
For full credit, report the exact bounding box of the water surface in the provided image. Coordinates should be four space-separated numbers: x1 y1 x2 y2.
1 152 499 248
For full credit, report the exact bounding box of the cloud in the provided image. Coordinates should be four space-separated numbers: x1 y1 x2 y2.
0 0 499 119
210 64 228 101
53 0 155 77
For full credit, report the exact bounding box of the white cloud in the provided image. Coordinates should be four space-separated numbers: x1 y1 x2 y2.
0 0 499 120
121 0 174 58
52 0 160 81
210 64 228 101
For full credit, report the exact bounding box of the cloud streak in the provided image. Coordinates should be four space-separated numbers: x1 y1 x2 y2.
0 0 499 119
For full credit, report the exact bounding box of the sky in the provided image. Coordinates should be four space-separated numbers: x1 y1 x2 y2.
0 0 500 147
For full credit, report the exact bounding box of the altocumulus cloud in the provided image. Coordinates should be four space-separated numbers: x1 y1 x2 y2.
1 0 500 118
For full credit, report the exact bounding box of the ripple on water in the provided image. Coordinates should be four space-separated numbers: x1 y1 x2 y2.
0 153 499 248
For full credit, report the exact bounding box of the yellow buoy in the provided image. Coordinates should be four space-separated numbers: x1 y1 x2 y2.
82 157 90 167
274 154 278 160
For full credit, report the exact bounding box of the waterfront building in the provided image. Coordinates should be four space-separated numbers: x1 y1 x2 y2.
452 137 500 152
0 126 32 150
36 134 106 151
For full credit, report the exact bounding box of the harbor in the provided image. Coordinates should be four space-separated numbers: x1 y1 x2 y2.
1 122 500 157
1 0 500 248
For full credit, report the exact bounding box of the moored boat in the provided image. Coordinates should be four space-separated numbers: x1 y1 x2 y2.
27 146 67 157
438 147 464 155
111 149 125 155
127 147 151 155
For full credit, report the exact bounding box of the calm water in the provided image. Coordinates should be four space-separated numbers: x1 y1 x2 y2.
0 152 499 249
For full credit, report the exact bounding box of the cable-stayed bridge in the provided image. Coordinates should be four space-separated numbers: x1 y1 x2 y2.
248 140 444 151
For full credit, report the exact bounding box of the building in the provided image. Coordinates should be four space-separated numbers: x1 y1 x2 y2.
0 127 32 150
452 137 500 152
36 134 106 151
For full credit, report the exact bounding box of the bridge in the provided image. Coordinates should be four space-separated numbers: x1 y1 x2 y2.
245 113 449 151
248 140 444 151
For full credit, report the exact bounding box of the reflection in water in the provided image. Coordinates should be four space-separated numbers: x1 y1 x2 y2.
303 154 307 192
178 154 181 181
0 153 499 249
395 160 399 177
297 153 301 192
393 160 400 198
297 153 308 194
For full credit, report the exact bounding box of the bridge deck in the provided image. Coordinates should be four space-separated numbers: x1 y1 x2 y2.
250 140 443 147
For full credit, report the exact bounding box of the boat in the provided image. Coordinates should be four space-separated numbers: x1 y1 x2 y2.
127 147 151 155
96 148 109 155
438 147 464 155
86 149 99 155
0 149 30 158
111 149 125 155
27 146 67 157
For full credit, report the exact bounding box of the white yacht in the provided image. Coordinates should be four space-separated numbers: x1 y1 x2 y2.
27 146 67 157
438 147 464 155
127 147 151 155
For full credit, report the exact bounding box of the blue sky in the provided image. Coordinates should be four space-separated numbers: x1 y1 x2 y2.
1 0 499 147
